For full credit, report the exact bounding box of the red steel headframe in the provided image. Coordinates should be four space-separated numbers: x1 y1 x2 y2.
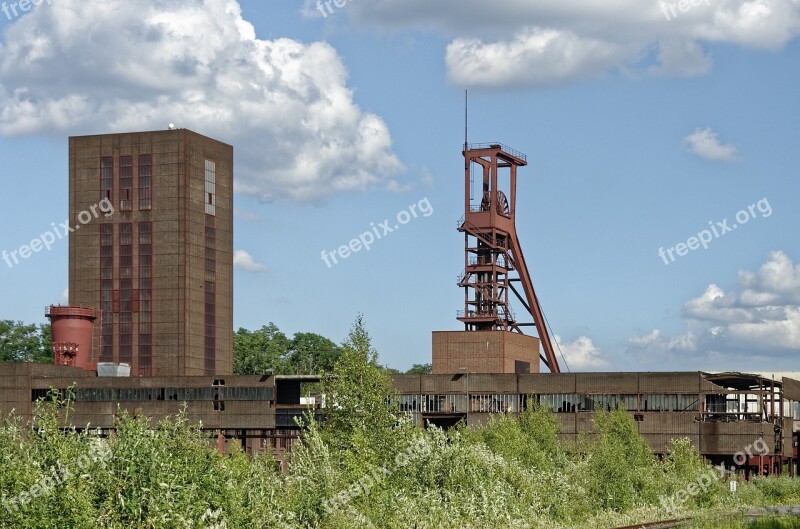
456 143 560 373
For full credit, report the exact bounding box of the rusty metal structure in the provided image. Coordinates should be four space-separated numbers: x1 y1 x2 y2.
45 305 97 371
457 142 560 372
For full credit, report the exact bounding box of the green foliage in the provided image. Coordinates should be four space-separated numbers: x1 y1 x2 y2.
288 332 342 374
3 319 799 528
319 316 404 474
463 402 563 471
585 406 661 512
0 320 52 363
744 518 800 529
405 363 432 374
660 437 726 510
752 476 800 504
233 323 291 374
233 323 341 375
688 515 800 529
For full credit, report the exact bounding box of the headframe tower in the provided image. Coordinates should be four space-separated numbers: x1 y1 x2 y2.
432 107 561 374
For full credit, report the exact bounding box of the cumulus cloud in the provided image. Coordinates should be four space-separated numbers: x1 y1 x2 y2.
0 0 403 202
446 29 631 88
626 251 800 369
233 250 267 273
555 335 608 370
332 0 800 88
738 251 800 306
683 127 741 162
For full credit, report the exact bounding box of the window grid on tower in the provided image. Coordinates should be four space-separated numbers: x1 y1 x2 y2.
100 157 113 203
120 155 133 211
204 160 216 216
100 223 114 362
204 220 216 374
139 154 152 210
118 223 133 365
138 222 152 375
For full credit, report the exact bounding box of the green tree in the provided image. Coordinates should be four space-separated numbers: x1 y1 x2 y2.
586 406 660 512
286 332 341 374
405 363 432 374
319 316 402 470
233 323 290 375
0 321 52 363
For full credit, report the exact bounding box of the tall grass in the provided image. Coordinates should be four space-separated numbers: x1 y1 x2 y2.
1 322 798 527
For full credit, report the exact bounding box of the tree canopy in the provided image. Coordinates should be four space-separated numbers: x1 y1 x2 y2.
233 323 342 375
405 363 432 374
0 320 52 363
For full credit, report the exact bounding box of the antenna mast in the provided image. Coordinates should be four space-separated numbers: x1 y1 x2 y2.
464 90 468 151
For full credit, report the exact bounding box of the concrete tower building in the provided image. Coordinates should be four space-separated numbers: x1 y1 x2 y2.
68 129 233 376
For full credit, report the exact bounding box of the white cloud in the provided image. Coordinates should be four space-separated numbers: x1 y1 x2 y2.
385 180 413 193
59 288 68 305
555 335 608 370
626 251 800 369
0 0 403 202
649 40 713 77
334 0 800 88
233 250 267 273
738 250 800 306
626 328 698 357
683 127 741 162
446 28 631 88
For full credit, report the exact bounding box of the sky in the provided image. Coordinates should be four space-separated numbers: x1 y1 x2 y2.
0 0 798 373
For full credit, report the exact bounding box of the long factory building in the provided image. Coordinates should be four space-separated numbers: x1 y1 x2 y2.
1 129 797 478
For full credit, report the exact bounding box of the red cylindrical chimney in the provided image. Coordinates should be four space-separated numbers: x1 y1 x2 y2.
45 305 97 371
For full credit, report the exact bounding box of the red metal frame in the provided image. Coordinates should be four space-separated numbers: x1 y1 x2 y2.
457 143 560 373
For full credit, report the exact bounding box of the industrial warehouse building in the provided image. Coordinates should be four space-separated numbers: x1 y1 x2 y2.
0 130 798 477
0 364 798 475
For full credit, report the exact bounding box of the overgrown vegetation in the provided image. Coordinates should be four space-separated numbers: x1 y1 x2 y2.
2 318 800 528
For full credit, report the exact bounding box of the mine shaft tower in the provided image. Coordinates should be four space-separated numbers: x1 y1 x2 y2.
456 142 560 373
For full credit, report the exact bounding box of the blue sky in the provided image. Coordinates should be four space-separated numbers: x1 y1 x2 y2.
0 0 798 372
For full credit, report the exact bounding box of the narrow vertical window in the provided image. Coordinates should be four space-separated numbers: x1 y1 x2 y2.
118 223 133 365
138 222 153 375
139 154 152 210
101 157 113 203
204 224 216 374
204 281 216 374
120 156 132 211
204 159 216 216
100 223 114 362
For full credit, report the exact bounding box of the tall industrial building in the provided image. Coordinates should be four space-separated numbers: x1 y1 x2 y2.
68 129 233 376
